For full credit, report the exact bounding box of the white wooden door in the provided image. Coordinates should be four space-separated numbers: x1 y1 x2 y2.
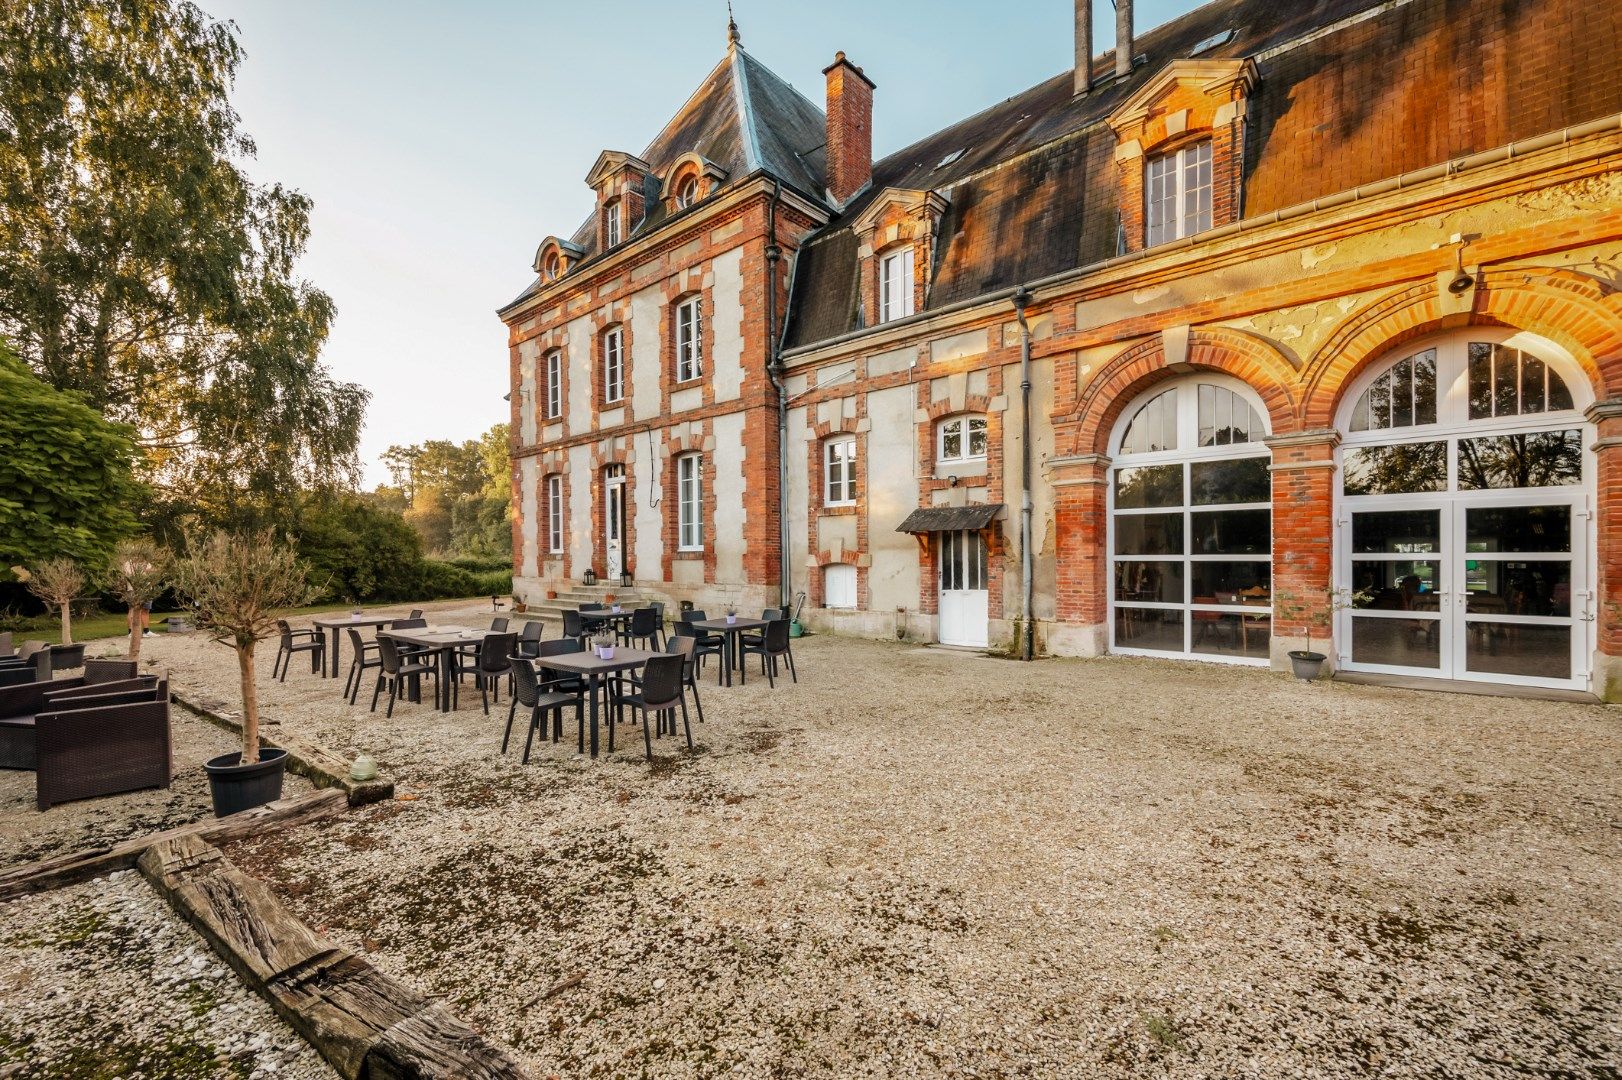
938 530 988 647
603 468 625 580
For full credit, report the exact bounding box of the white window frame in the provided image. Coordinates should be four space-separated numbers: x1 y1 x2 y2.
546 474 563 554
677 453 703 551
878 246 916 323
602 326 624 404
937 415 987 465
824 563 857 609
604 200 621 248
824 437 857 507
675 296 704 382
675 175 698 209
1145 139 1213 248
545 350 563 419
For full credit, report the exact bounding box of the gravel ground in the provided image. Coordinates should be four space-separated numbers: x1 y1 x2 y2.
0 653 312 871
0 869 336 1078
122 604 1621 1078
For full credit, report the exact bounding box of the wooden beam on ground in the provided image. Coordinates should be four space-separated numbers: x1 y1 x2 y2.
0 787 348 903
140 834 532 1080
172 690 395 807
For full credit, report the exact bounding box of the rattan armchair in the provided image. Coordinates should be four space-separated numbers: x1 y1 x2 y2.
34 676 172 810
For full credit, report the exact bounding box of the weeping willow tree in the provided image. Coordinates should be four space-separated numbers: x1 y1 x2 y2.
0 0 368 533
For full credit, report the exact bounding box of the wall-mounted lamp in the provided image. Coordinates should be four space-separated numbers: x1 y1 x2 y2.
948 475 960 487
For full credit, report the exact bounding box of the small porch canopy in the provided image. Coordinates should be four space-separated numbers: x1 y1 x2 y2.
895 504 1003 534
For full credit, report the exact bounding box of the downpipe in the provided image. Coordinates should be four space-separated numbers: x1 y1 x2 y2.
1013 286 1035 662
765 180 791 608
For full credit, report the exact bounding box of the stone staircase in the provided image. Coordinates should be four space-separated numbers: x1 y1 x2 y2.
513 583 658 632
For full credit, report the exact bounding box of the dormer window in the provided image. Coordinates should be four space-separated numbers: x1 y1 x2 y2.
1145 140 1212 248
675 175 699 209
543 252 562 281
604 200 622 248
879 247 915 323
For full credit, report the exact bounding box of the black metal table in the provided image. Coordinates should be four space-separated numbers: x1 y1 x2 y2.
686 618 769 686
311 614 397 679
377 626 491 712
533 646 660 758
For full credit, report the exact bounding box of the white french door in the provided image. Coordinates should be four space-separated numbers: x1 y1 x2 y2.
603 466 625 581
937 530 988 647
1339 493 1589 689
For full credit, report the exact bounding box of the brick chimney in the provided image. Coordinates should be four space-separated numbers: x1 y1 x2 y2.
822 51 875 205
1074 0 1092 95
1115 0 1134 78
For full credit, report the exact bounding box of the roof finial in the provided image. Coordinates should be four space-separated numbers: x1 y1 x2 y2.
727 1 741 47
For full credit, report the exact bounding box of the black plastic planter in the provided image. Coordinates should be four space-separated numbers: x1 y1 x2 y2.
1288 650 1328 682
204 747 288 817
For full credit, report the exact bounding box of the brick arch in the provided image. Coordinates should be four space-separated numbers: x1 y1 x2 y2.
1301 268 1622 428
923 394 993 422
1065 327 1299 456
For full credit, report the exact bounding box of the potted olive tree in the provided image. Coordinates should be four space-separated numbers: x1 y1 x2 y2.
14 558 89 668
173 531 317 816
108 539 168 663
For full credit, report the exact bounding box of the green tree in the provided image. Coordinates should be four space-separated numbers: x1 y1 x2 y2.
0 341 140 568
0 0 368 528
381 424 511 559
297 495 426 603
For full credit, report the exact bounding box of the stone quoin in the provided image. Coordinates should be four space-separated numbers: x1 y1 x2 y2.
499 0 1622 700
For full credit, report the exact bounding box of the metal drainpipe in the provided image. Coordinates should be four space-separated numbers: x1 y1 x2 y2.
1013 286 1035 662
764 180 790 608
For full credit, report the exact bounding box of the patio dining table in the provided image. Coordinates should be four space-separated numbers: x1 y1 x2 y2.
311 613 398 679
377 625 491 712
686 617 769 687
532 646 661 758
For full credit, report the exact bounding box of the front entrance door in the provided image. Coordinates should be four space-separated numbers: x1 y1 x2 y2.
603 466 625 581
937 530 988 647
1340 494 1588 689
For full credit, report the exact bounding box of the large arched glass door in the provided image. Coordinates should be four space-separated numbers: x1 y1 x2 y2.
1337 331 1593 689
1109 378 1273 664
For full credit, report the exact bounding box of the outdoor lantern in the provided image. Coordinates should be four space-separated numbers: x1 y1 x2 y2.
583 567 597 587
621 569 633 589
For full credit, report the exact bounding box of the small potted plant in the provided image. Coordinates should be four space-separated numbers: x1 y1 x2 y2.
14 558 90 669
725 605 737 626
545 586 558 600
594 634 616 661
108 539 168 663
173 530 318 817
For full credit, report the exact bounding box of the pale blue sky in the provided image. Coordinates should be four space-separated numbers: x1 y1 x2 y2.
204 0 1200 486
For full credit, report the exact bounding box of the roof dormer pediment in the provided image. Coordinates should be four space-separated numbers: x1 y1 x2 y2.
1106 57 1259 134
850 187 949 236
585 150 652 190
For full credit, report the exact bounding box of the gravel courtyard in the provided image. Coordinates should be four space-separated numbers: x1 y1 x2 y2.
77 606 1622 1078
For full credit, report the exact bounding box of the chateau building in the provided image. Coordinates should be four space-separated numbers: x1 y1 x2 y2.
501 0 1622 700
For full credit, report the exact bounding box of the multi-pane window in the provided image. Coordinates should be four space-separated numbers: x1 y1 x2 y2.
675 296 703 381
601 327 623 403
938 415 987 464
1350 349 1439 432
677 453 703 550
878 247 915 323
546 475 563 554
543 253 561 281
545 350 563 419
604 200 621 248
675 175 699 208
824 438 857 506
1145 140 1213 247
1467 342 1574 420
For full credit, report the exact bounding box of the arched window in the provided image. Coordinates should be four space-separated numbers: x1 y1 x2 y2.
674 174 699 209
1336 329 1593 689
542 252 562 281
1109 377 1272 664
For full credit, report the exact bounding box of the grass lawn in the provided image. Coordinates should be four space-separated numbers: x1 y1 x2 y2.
6 596 501 646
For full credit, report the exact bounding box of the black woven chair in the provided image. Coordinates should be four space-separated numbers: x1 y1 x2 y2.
675 611 725 675
370 636 440 717
739 619 797 687
738 606 788 650
505 656 584 763
343 627 383 705
620 607 660 650
665 634 705 724
34 676 171 810
388 618 433 663
468 632 517 715
408 609 424 620
517 619 546 658
272 620 325 681
616 653 692 760
561 609 587 642
531 638 589 751
490 617 510 632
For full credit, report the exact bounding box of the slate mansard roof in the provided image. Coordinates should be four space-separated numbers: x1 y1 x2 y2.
781 0 1622 350
506 44 828 310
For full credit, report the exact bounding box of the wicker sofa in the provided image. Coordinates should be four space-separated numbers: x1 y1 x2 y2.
34 675 172 810
0 659 144 770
